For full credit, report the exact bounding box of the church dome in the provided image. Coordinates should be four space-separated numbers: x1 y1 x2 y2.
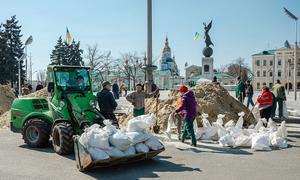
163 37 171 53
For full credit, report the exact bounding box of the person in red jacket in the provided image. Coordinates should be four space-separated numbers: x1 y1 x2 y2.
257 86 273 123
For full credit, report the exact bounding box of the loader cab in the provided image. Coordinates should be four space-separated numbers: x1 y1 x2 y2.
47 66 92 95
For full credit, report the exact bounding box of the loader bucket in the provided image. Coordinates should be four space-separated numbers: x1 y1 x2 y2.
73 136 165 172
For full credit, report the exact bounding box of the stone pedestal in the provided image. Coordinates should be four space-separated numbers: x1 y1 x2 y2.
201 57 214 80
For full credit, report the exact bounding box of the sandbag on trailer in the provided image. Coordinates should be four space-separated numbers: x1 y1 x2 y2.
73 135 165 172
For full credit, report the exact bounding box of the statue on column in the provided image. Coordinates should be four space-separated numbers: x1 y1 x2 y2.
203 20 213 57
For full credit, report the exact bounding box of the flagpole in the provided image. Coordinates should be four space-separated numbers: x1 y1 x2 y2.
294 20 297 101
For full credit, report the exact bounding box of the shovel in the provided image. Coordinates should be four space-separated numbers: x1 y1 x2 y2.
153 95 160 134
245 101 258 121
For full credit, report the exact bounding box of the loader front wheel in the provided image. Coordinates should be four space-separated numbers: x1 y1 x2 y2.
22 118 51 148
52 122 74 155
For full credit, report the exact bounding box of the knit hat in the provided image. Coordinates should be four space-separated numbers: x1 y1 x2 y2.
102 81 111 87
179 85 188 92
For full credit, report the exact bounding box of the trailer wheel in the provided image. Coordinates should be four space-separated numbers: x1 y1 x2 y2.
22 118 51 148
52 122 74 155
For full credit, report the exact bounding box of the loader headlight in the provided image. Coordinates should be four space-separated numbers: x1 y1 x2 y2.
89 100 96 107
60 101 65 108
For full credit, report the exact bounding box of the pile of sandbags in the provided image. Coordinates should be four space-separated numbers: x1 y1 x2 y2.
119 83 256 130
196 112 288 151
79 114 164 161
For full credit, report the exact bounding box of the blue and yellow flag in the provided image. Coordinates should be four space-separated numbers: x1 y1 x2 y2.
66 28 73 44
194 32 200 40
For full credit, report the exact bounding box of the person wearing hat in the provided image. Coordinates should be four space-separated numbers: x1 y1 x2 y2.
126 83 159 117
174 85 197 147
97 81 118 127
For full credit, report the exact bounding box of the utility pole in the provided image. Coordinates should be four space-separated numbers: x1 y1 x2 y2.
143 0 157 93
29 53 33 84
284 7 298 100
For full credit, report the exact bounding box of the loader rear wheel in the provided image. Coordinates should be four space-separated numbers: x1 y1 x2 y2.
22 118 51 148
52 122 74 155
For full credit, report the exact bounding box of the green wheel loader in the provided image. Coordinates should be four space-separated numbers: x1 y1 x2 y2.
10 65 105 155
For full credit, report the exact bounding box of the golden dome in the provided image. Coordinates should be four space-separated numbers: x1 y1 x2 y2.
163 37 171 53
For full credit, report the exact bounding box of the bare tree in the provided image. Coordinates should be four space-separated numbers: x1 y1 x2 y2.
84 44 114 81
117 52 143 90
36 70 46 85
227 57 251 82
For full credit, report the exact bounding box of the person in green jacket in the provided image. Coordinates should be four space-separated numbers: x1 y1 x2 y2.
235 76 246 103
272 79 286 119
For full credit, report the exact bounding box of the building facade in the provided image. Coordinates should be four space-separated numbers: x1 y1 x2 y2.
252 47 300 90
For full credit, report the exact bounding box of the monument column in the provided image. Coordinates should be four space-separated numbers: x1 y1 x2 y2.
201 20 214 80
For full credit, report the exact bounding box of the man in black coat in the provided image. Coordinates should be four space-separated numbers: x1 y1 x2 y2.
97 81 118 127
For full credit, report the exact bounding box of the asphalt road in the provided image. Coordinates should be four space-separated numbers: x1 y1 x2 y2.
1 124 300 180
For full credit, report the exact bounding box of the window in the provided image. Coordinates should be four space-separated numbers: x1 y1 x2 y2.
270 72 273 77
297 82 300 90
278 59 282 66
257 71 260 77
278 70 281 77
263 82 266 87
263 71 266 77
263 60 267 66
256 60 260 66
270 60 273 66
204 65 209 72
55 68 91 91
257 83 260 90
289 71 291 76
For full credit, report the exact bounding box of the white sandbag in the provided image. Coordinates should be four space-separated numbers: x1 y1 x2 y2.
267 118 277 132
248 124 255 129
166 113 175 134
88 129 111 150
123 146 136 156
144 136 164 150
227 126 243 138
88 147 110 160
193 119 204 139
276 121 287 138
202 113 211 128
126 132 151 144
195 127 204 140
109 130 131 151
234 135 252 147
219 134 235 147
252 104 260 121
251 133 271 151
242 129 257 136
254 119 264 130
135 143 149 153
271 136 288 149
105 147 125 158
217 126 227 138
261 118 268 125
103 120 117 135
236 112 245 129
216 114 225 126
79 131 89 148
202 126 217 140
127 114 156 132
224 120 235 128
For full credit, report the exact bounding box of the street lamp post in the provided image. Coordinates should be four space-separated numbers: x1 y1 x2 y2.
18 54 26 96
